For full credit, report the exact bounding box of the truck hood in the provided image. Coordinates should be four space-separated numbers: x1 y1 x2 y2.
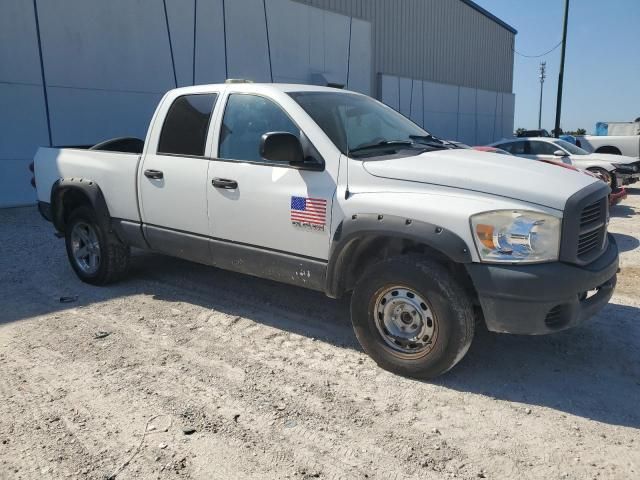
362 149 598 210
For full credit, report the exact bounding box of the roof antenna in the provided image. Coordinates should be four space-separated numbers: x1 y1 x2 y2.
344 154 351 199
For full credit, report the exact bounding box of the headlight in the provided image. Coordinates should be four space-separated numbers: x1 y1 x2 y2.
611 163 638 173
470 210 561 263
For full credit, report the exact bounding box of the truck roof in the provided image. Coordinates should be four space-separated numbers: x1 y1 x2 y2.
165 83 357 96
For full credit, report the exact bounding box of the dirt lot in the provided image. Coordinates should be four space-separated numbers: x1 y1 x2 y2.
1 190 638 480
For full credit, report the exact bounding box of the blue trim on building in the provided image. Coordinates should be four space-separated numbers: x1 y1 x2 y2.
32 0 52 147
460 0 517 34
192 0 197 84
162 0 178 88
262 0 273 82
222 0 228 79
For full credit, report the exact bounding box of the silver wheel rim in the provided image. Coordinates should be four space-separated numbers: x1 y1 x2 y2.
374 286 437 357
70 221 101 275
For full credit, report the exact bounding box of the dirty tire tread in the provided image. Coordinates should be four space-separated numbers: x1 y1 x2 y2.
350 256 475 379
65 206 130 285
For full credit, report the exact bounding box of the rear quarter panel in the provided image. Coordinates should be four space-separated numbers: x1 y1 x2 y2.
34 147 141 221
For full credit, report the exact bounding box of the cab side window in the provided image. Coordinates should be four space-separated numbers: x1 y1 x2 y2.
218 94 300 162
529 141 559 156
157 94 218 157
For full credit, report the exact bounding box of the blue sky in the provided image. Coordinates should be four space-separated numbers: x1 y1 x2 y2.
476 0 640 133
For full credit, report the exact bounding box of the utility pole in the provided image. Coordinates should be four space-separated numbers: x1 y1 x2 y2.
538 61 546 129
554 0 570 137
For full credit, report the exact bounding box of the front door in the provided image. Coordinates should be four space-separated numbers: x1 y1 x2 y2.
206 92 337 261
138 92 219 264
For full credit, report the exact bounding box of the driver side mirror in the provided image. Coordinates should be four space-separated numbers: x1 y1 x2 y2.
261 132 304 164
553 149 568 157
260 132 323 171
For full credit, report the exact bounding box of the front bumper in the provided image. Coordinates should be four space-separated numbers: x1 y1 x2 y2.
614 170 640 186
466 234 619 335
609 188 627 206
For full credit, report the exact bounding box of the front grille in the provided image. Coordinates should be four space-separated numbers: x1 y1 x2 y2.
580 200 603 228
576 199 607 261
560 183 610 266
544 305 564 328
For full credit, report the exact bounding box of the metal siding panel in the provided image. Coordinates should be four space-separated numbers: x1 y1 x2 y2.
165 0 195 87
0 0 42 85
36 0 175 92
224 0 271 82
194 0 226 84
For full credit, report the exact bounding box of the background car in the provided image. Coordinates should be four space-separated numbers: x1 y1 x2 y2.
472 146 511 155
516 129 550 138
489 137 640 190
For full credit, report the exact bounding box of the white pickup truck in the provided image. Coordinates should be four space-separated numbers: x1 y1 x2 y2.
34 82 619 379
577 121 640 158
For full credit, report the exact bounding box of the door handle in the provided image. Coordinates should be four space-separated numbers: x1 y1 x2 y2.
212 178 238 189
144 169 164 179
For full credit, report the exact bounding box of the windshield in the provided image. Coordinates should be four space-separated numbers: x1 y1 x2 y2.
553 139 589 155
288 91 443 157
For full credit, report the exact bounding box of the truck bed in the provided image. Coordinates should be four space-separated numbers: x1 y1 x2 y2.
34 147 141 222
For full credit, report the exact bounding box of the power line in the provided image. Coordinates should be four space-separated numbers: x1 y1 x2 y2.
513 40 563 58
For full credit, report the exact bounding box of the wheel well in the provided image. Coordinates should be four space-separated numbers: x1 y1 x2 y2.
595 146 621 155
53 188 92 231
339 235 477 302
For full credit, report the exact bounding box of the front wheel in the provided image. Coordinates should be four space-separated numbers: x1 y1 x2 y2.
65 206 130 285
351 256 475 379
588 167 616 190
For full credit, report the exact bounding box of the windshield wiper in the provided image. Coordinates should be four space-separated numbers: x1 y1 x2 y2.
409 135 451 148
348 140 415 156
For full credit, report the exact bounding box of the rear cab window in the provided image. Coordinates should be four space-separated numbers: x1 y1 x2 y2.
157 94 218 157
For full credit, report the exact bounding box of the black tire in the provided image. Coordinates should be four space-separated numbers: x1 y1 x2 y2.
351 256 475 379
588 167 616 190
64 206 130 285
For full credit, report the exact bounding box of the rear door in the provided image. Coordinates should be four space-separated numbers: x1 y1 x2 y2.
497 140 529 158
138 92 219 263
206 92 337 260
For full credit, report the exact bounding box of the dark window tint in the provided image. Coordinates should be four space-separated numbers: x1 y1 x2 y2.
219 94 299 162
529 141 561 156
499 141 528 155
158 94 217 156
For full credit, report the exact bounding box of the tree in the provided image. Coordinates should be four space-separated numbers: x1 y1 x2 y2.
515 128 526 136
575 128 586 135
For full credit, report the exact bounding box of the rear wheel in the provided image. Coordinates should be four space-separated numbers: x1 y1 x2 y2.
350 256 475 379
595 146 621 155
65 206 130 285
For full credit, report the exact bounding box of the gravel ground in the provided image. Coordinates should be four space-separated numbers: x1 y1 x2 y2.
0 189 638 480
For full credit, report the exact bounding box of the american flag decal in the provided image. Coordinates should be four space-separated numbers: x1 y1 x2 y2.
291 196 327 230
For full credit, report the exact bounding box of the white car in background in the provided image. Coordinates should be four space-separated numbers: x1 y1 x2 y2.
489 137 640 190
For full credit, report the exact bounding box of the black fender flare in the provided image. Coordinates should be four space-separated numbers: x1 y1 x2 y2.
325 213 473 298
50 178 112 232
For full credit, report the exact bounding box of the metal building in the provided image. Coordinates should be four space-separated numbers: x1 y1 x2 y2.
0 0 516 207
